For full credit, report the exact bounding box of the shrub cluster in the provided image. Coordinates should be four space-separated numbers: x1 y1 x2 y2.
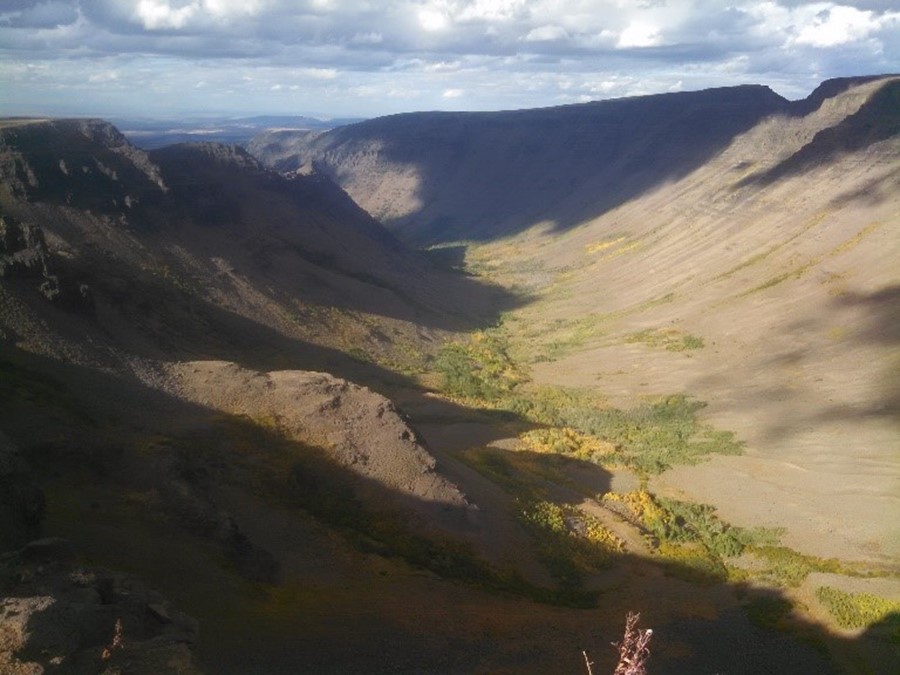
434 330 743 475
815 586 900 633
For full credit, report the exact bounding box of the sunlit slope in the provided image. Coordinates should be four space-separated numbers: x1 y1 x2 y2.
470 76 899 564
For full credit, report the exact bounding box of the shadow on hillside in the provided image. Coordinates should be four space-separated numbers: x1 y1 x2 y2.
348 87 788 243
90 279 486 397
830 284 900 425
736 78 900 189
0 121 524 333
278 77 900 246
792 285 898 433
2 347 895 674
690 281 900 446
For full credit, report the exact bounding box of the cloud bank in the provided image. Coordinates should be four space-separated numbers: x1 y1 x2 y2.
2 1 898 117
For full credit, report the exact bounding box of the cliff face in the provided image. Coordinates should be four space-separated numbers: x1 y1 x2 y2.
0 119 166 213
0 119 511 376
250 77 900 246
249 84 792 242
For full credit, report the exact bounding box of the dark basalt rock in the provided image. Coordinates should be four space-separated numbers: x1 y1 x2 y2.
0 539 202 674
0 215 93 311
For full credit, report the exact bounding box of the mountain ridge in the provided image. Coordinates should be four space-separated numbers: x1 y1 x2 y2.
249 76 899 244
248 82 792 242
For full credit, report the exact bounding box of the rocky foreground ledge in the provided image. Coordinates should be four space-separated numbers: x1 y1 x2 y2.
0 538 202 675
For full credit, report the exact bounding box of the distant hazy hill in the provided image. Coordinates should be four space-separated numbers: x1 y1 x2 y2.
116 114 364 150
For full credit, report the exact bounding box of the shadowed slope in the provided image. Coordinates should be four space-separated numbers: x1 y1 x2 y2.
249 85 790 242
0 120 520 384
740 78 900 186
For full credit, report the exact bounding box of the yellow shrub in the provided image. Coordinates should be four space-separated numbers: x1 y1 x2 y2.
519 427 617 461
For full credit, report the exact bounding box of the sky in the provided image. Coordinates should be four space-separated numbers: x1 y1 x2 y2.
2 0 899 119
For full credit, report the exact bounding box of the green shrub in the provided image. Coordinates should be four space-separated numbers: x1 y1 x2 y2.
815 586 900 631
435 332 742 475
625 328 705 351
551 394 743 474
654 496 781 558
750 546 846 586
435 330 527 401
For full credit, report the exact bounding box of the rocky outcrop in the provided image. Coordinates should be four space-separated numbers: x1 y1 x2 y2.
168 361 478 534
0 538 201 675
0 119 165 212
0 215 92 311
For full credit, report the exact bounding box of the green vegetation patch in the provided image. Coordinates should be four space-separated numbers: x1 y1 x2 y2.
434 330 528 401
521 392 743 475
435 328 742 475
815 586 900 634
748 546 847 587
519 500 624 589
653 496 782 558
625 328 705 352
603 490 780 580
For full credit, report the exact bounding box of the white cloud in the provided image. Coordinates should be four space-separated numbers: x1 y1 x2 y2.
2 1 899 118
133 0 264 30
746 2 900 49
617 22 662 48
524 25 569 42
792 4 893 47
457 0 527 22
134 0 197 30
418 8 450 32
